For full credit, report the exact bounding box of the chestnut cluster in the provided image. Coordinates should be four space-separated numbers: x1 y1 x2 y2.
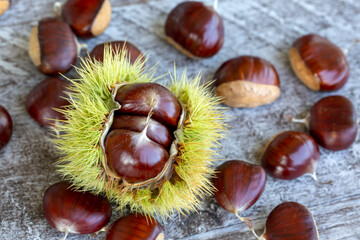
104 82 182 185
43 181 164 240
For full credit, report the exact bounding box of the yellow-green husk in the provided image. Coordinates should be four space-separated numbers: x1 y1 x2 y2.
54 46 227 218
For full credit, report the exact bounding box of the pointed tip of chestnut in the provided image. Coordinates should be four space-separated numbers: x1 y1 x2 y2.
263 202 319 240
309 95 358 151
89 41 144 65
289 33 349 91
0 0 10 15
43 182 112 235
26 77 70 127
212 160 266 214
165 1 224 58
214 56 280 108
28 18 78 75
106 214 164 240
0 105 13 151
61 0 112 38
261 131 320 180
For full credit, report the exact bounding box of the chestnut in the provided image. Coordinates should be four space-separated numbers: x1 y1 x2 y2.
0 0 10 15
106 214 164 240
262 202 319 240
289 34 349 91
214 56 280 108
43 182 112 238
59 0 112 38
308 95 358 151
0 105 13 151
28 18 79 75
26 77 70 127
89 41 144 65
261 131 320 180
165 1 224 58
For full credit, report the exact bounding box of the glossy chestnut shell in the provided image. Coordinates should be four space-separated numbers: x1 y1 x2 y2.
261 131 320 180
165 1 224 58
105 83 182 184
43 182 112 235
213 160 266 214
0 0 10 15
309 95 358 151
61 0 112 38
28 18 78 75
214 56 280 108
0 105 13 151
26 77 70 127
106 214 164 240
289 34 349 91
90 41 144 65
263 202 319 240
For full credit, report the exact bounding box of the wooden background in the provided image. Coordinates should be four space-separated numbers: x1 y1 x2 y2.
1 0 360 239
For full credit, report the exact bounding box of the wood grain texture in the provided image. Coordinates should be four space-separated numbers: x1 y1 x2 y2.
0 0 360 239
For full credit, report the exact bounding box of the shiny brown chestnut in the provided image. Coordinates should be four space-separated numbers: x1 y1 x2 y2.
115 83 182 129
28 18 78 75
261 202 319 240
59 0 112 38
106 214 165 240
165 1 224 58
261 131 320 180
26 77 70 127
0 105 13 151
43 182 112 238
0 0 10 15
111 115 173 149
214 56 280 108
289 34 349 91
308 95 358 151
213 160 266 228
90 41 144 65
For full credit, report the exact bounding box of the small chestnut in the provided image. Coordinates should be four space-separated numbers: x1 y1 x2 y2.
0 0 10 15
60 0 112 38
165 1 224 58
0 105 13 151
26 77 70 127
106 214 165 240
289 34 349 91
28 18 78 75
214 56 281 108
308 95 358 151
43 182 112 238
261 202 319 240
261 131 320 180
89 41 144 65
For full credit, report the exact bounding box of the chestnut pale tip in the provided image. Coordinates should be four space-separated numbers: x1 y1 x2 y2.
0 0 10 15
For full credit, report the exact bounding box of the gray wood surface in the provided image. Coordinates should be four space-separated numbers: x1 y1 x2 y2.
1 0 360 239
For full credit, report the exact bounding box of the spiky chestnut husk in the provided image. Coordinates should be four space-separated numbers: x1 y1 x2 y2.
53 45 227 218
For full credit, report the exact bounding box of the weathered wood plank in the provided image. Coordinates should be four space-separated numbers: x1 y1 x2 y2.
0 0 359 239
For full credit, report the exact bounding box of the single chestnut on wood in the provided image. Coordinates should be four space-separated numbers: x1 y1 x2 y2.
259 202 319 240
58 0 112 38
261 131 320 180
43 182 112 239
212 160 266 230
28 18 79 75
0 0 10 15
292 95 358 151
90 41 144 65
214 56 281 108
165 1 224 58
289 34 350 91
26 77 70 127
0 105 13 151
106 214 165 240
104 82 182 185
